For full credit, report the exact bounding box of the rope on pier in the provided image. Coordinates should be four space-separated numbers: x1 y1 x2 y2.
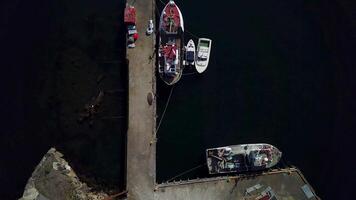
166 163 207 182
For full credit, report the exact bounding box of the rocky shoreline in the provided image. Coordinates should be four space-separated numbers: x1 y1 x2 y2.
20 148 108 200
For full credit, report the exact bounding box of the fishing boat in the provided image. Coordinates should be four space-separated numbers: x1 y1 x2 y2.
158 0 184 85
195 38 212 73
185 39 195 66
206 143 282 174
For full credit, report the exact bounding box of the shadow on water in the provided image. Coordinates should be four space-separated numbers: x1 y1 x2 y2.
0 0 127 199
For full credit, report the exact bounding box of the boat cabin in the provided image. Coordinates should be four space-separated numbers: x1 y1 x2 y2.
197 40 210 61
160 43 178 75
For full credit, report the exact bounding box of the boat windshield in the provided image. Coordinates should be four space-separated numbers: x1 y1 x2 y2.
200 40 210 47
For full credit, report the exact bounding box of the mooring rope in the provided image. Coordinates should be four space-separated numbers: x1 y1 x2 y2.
103 190 128 200
185 29 200 39
166 163 207 182
157 0 166 6
155 2 161 16
182 72 198 76
153 85 175 142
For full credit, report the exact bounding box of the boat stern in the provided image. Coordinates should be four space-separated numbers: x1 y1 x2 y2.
267 145 282 168
206 149 214 174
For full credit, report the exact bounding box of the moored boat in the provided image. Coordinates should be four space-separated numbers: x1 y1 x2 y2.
185 39 195 66
158 0 184 85
206 143 282 174
195 38 212 73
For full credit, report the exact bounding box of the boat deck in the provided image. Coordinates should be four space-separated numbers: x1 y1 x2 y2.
206 144 281 174
158 35 183 85
160 1 182 34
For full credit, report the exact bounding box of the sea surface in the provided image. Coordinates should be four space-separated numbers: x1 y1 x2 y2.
157 0 355 199
0 0 354 199
1 0 127 199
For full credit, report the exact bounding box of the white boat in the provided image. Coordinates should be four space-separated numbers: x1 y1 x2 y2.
185 39 195 66
195 38 212 73
206 143 282 174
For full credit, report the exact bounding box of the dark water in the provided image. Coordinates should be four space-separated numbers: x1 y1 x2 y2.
0 0 355 199
1 0 127 199
157 0 356 199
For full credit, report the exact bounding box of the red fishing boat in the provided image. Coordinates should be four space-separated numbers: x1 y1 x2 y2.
158 0 184 85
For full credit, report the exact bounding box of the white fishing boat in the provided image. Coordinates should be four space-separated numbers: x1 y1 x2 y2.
206 143 282 174
185 39 195 66
195 38 212 73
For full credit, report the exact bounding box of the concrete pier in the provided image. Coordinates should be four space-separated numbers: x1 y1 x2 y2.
126 0 156 199
155 168 320 200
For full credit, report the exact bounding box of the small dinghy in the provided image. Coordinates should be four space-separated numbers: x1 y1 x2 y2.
185 39 195 66
195 38 212 73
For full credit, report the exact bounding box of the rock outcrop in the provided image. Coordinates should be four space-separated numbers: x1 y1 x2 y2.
19 148 108 200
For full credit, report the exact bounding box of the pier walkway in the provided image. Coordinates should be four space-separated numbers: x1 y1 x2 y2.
126 0 156 199
155 167 319 200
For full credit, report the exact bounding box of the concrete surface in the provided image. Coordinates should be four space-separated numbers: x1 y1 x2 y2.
155 168 319 200
125 0 156 199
